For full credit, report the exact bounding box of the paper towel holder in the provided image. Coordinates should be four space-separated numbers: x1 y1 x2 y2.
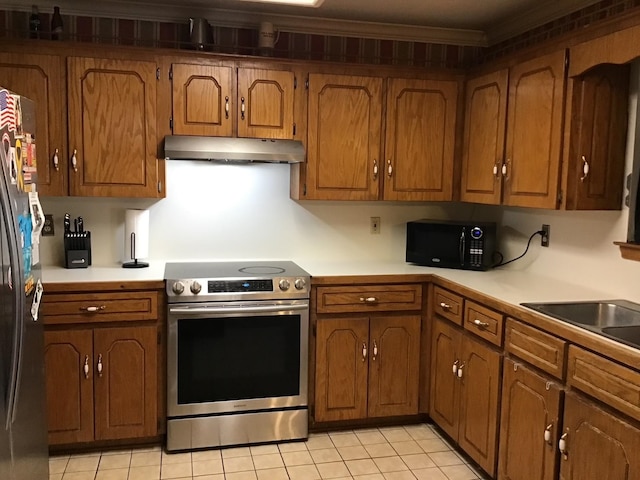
123 209 150 269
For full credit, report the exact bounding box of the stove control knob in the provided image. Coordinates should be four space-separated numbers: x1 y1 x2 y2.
294 278 306 290
279 279 291 291
190 281 202 294
172 282 185 295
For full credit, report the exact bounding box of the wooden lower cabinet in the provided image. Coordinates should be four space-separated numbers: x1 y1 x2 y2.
498 358 562 480
430 317 502 477
44 325 157 445
559 391 640 480
315 315 420 423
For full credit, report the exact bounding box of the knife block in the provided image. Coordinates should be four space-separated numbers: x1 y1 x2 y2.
64 232 92 269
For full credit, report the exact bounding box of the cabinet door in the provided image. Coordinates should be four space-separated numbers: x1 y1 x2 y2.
368 315 421 417
565 64 629 210
306 73 383 200
383 78 457 201
504 50 566 208
93 326 157 440
430 317 461 440
67 57 160 197
0 53 67 196
237 68 294 139
315 318 369 422
171 63 233 137
44 329 94 445
560 391 640 480
458 334 502 477
460 69 508 205
498 358 561 480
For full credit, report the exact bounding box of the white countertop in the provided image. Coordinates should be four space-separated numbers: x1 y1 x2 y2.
41 260 634 307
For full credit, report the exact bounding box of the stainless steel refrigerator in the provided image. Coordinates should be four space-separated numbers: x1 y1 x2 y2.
0 89 48 479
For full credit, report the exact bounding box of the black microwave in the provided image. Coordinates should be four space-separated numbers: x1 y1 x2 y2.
406 219 497 271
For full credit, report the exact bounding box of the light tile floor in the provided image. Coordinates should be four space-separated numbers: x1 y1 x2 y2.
48 423 490 480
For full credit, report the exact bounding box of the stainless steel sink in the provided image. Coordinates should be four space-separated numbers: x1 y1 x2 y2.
521 300 640 328
521 300 640 349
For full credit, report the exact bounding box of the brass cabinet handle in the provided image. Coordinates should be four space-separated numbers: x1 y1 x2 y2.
387 159 393 177
439 302 451 310
372 340 378 361
559 432 568 459
452 360 459 375
457 362 465 379
359 297 377 303
80 305 106 313
473 319 490 329
52 148 59 171
373 159 378 180
71 149 78 172
544 423 553 445
225 96 230 119
580 155 590 182
97 354 103 377
241 97 246 120
493 163 499 178
83 355 89 379
362 342 367 362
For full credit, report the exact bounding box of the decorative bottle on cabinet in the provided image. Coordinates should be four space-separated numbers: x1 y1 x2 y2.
50 6 63 40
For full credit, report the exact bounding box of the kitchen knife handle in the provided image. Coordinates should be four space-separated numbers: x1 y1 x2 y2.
225 96 229 119
53 148 59 171
241 97 246 120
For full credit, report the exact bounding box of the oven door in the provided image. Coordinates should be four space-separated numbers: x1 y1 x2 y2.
167 300 309 418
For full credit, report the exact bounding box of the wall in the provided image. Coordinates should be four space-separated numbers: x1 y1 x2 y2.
38 164 489 268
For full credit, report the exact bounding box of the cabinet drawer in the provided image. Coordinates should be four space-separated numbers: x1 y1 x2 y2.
464 300 504 346
567 345 640 422
433 286 463 325
42 291 158 325
316 285 422 314
505 318 567 379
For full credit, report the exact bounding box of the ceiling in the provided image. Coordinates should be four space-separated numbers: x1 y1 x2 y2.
4 0 603 46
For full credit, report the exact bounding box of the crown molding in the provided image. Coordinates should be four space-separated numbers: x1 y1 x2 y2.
487 0 602 44
0 0 488 46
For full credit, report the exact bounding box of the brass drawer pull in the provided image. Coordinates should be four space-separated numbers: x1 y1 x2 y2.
359 297 377 303
81 305 106 313
439 302 451 310
473 319 490 328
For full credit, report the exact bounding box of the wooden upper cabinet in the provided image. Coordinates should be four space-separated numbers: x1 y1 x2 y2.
306 73 383 200
171 63 233 137
368 315 420 417
0 53 67 196
315 317 369 422
93 326 158 440
44 329 94 445
237 68 294 139
564 64 629 210
67 57 160 197
460 69 508 205
383 78 458 201
503 50 567 208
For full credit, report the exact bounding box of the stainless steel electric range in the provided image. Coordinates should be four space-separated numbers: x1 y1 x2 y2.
164 261 310 452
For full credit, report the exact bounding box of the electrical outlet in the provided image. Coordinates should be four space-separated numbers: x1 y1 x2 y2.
541 224 550 247
43 214 55 236
370 217 381 234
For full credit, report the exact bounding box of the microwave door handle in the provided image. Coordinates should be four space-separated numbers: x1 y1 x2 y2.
459 227 466 266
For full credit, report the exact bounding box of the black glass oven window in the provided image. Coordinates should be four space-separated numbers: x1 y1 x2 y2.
177 314 301 404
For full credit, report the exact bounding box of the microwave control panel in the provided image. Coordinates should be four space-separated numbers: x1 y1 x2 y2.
469 227 485 267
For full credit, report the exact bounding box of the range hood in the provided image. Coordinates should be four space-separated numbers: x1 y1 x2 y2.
164 136 305 164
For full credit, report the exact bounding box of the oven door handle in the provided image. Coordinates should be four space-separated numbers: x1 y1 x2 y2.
169 304 309 315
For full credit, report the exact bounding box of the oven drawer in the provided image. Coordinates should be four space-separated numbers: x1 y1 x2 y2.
42 291 158 325
316 285 423 314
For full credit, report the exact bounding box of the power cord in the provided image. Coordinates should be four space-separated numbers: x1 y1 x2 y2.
493 230 545 268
